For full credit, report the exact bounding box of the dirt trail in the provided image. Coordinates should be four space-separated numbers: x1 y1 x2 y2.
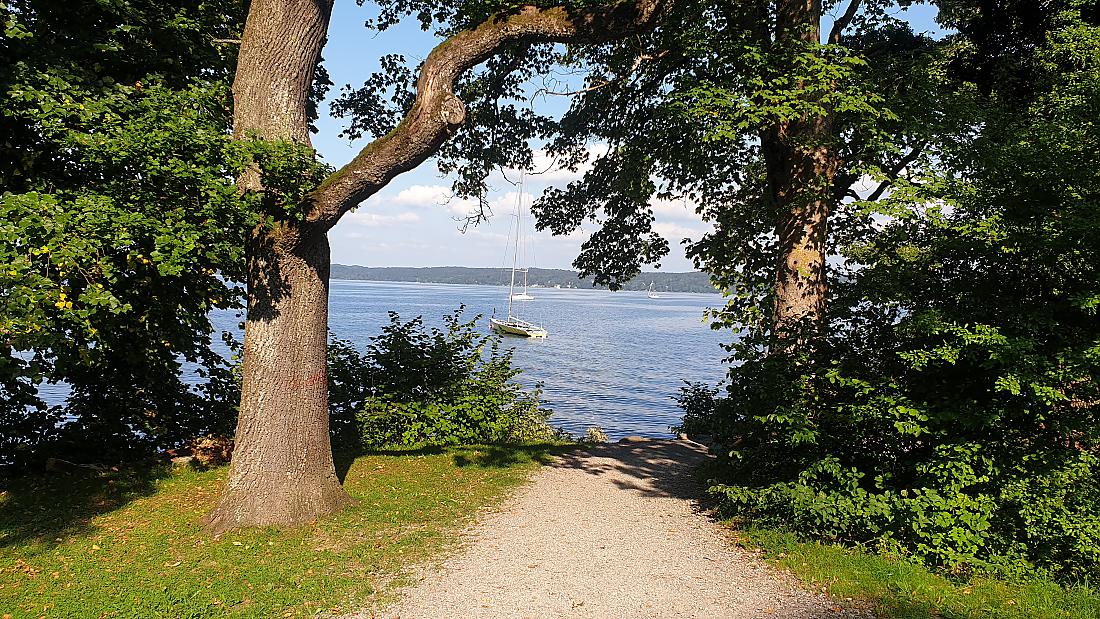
357 439 853 618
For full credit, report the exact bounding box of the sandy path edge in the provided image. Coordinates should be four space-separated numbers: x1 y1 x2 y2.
349 439 868 619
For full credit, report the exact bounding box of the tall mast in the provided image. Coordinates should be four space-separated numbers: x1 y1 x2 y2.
507 175 523 318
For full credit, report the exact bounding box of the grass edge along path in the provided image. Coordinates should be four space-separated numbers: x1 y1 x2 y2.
736 527 1100 619
0 444 566 618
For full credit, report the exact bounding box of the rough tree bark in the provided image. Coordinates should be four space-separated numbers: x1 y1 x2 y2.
209 0 676 532
761 0 841 348
206 0 353 533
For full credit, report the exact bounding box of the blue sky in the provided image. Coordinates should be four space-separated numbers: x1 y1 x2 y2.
313 2 944 271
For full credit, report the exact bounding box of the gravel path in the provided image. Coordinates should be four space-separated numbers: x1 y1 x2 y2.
356 438 849 619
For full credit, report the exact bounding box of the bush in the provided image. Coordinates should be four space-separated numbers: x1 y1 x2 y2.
328 308 559 449
679 323 1100 581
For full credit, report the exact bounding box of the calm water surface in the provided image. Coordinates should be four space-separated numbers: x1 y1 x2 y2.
325 280 729 439
39 280 731 440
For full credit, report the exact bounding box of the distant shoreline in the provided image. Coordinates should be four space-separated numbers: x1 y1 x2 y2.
330 264 719 294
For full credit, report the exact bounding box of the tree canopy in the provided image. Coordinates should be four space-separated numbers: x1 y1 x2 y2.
0 0 249 465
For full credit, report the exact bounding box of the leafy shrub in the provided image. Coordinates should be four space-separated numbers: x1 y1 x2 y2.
680 351 1100 581
328 308 558 449
583 426 609 443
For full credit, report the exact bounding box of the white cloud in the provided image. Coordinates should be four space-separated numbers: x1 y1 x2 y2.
486 190 536 215
463 227 509 243
344 210 421 227
650 195 700 221
376 184 479 217
499 143 611 184
533 227 590 244
654 221 708 242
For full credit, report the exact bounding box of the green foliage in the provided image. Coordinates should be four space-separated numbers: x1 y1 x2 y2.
328 308 558 450
0 0 249 466
234 137 335 220
680 3 1100 581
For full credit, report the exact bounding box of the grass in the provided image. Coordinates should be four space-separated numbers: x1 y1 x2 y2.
738 528 1100 619
0 444 566 618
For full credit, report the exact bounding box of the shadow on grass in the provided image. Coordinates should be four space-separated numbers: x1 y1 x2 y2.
0 464 172 549
356 443 573 469
450 443 573 468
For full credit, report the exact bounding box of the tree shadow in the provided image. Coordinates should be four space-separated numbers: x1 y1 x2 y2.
450 443 572 468
353 443 573 469
332 448 359 484
0 464 172 549
548 438 716 503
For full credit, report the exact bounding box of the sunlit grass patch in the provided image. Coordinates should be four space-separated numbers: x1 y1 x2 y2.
738 527 1100 619
0 444 565 618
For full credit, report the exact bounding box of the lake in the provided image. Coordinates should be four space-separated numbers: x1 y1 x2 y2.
324 280 730 439
39 280 732 440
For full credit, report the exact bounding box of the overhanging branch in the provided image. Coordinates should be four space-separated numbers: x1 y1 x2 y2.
829 0 861 44
306 0 674 227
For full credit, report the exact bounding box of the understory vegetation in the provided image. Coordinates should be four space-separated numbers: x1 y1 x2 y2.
1 299 556 469
328 308 561 450
0 444 561 618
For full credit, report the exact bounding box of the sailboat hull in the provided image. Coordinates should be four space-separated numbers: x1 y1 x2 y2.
490 317 547 338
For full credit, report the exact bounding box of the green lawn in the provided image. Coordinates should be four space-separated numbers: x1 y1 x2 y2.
739 528 1100 619
0 444 563 618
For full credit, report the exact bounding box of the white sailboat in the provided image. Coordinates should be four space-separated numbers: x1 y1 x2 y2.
491 181 547 338
511 268 534 301
647 282 662 299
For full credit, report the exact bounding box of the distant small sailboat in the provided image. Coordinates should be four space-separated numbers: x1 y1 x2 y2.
492 178 546 338
511 268 534 301
647 282 662 299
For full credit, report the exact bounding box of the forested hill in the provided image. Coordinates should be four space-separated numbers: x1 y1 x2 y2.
330 264 718 293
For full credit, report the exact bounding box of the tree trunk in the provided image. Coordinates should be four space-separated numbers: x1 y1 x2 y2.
209 0 675 532
763 0 837 348
763 118 836 345
208 0 352 532
207 224 353 533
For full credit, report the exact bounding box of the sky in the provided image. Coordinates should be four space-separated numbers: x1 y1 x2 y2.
313 2 945 271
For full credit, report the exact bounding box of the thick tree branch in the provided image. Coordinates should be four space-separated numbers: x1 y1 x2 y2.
866 144 923 202
828 0 861 44
307 0 673 227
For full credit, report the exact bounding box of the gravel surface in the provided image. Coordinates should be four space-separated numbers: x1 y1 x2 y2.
352 438 857 619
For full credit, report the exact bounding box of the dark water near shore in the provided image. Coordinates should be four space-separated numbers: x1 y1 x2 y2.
39 280 731 440
323 280 729 439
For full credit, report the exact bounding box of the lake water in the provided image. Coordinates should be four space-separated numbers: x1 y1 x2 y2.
39 280 732 440
324 280 730 439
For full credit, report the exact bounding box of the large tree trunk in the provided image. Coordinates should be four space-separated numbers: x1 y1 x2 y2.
762 0 837 348
209 0 675 532
208 0 352 533
207 224 353 532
